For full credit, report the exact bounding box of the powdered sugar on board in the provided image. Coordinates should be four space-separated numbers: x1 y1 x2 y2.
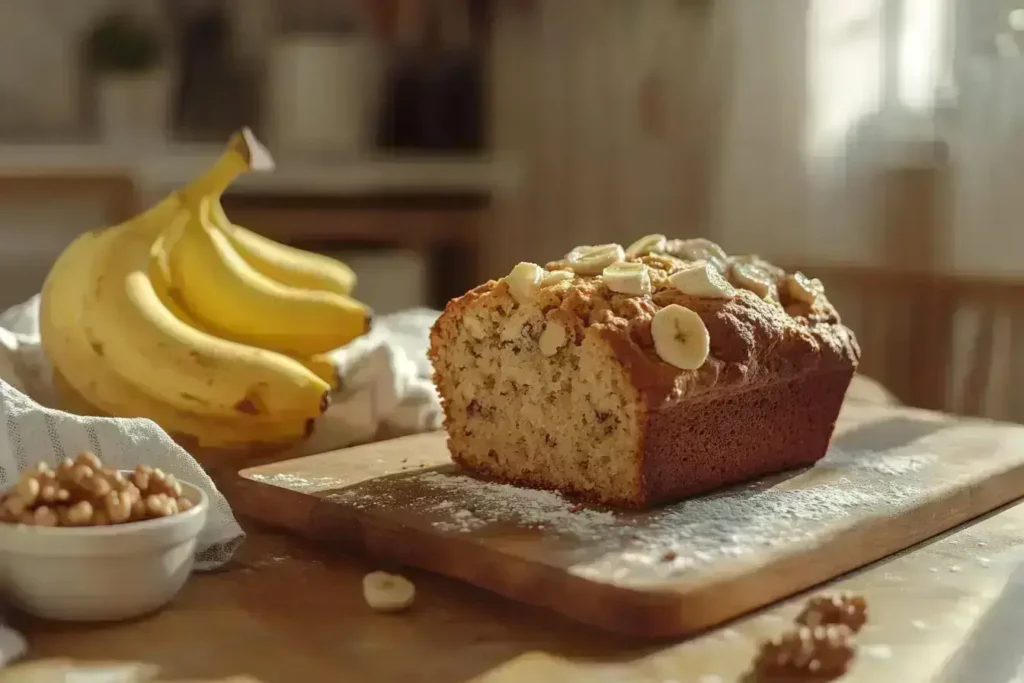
247 472 351 495
818 447 938 477
328 452 923 583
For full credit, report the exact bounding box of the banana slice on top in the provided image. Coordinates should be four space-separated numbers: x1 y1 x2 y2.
540 269 574 287
559 243 625 275
731 262 776 299
666 238 729 270
602 262 652 296
625 233 667 258
505 262 545 304
651 304 710 370
669 260 736 299
784 271 825 305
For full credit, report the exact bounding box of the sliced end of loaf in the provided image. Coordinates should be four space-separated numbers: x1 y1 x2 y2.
431 293 642 505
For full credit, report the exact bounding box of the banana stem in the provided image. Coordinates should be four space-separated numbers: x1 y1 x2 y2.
177 128 275 209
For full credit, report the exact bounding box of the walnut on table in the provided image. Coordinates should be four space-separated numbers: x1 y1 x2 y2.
796 592 868 633
0 452 192 527
753 624 856 682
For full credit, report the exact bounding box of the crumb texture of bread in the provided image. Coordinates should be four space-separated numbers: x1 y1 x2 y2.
429 240 860 508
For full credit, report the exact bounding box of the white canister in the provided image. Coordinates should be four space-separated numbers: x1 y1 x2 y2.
95 70 170 147
266 34 377 156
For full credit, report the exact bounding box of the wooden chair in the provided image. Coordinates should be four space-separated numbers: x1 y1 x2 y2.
786 263 1024 423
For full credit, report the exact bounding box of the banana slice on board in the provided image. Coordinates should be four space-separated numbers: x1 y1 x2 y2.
651 304 710 370
669 260 736 299
602 262 652 296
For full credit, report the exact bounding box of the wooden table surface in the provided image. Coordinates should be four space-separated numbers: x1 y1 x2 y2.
12 382 1024 682
13 501 1024 682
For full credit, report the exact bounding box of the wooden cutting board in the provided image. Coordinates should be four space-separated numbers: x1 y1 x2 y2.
228 402 1024 638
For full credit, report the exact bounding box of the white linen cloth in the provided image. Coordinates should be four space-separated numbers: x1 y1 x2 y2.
0 296 443 667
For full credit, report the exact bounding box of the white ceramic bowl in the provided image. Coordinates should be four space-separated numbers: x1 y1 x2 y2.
0 473 208 622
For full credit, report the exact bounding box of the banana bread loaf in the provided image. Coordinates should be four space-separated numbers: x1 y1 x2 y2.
428 236 860 509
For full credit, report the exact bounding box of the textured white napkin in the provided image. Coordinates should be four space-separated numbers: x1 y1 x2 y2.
0 376 247 669
291 306 444 456
0 379 246 567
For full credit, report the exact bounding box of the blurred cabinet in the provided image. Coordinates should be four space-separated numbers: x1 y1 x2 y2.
217 193 485 310
0 169 486 314
322 249 427 314
0 172 136 311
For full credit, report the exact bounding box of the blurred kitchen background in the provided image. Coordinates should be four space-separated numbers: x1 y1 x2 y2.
0 0 1022 421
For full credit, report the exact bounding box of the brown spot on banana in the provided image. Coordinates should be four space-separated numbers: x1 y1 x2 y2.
179 392 210 405
234 396 261 415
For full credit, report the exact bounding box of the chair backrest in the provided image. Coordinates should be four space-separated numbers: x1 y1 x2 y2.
788 263 1024 422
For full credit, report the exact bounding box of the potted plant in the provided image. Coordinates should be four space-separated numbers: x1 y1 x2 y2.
86 11 168 146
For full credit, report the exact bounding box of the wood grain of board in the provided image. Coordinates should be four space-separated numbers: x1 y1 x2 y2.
230 402 1024 638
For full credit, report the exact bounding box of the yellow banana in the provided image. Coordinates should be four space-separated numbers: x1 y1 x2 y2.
168 197 371 357
299 354 340 391
150 215 341 389
51 368 313 450
209 199 357 296
43 129 331 426
148 212 200 325
40 216 314 450
82 206 331 420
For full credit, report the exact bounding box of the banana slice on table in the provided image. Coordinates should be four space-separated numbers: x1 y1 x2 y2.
625 233 667 258
504 262 545 304
557 243 625 275
669 260 736 299
602 262 652 296
651 304 710 370
363 571 416 613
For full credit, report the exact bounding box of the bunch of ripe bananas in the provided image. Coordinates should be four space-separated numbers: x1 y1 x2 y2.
39 129 372 452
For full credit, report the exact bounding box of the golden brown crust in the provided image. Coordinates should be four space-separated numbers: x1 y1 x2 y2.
437 253 858 411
